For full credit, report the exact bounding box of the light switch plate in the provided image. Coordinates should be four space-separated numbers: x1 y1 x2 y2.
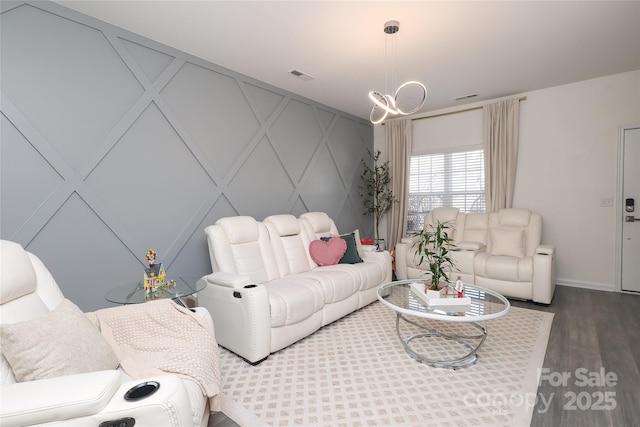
600 197 613 207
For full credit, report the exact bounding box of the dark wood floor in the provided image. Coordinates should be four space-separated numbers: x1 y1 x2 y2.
208 410 239 427
208 285 640 427
512 285 640 427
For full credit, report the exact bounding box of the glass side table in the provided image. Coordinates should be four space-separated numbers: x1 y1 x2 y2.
105 277 207 307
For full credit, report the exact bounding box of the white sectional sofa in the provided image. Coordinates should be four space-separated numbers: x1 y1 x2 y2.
395 207 556 304
198 212 392 364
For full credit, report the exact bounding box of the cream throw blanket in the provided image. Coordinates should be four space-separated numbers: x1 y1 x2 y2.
88 300 221 412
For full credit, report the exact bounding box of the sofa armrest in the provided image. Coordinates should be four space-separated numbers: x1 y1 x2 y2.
198 279 271 364
362 250 393 283
455 241 486 251
533 246 556 304
1 370 121 427
393 242 412 280
536 244 555 256
191 306 215 333
99 375 194 426
361 245 377 252
362 249 388 260
400 236 420 244
204 272 251 289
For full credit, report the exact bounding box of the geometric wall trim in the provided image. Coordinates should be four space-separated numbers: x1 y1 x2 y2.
0 1 374 311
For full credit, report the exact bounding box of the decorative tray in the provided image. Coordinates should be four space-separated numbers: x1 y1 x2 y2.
410 282 471 306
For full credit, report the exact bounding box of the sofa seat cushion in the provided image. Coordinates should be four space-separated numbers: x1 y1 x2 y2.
264 277 324 328
350 260 387 291
475 253 533 282
294 268 359 304
311 259 386 293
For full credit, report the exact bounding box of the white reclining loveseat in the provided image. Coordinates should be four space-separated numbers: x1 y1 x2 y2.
198 212 392 364
395 208 556 304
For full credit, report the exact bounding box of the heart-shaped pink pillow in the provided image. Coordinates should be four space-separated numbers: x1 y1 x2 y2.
309 237 347 266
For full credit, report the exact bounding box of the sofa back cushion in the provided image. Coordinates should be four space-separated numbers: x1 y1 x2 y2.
264 214 301 237
264 215 315 276
498 208 532 227
429 207 460 224
219 215 261 244
299 212 339 238
461 213 489 246
487 209 542 257
205 216 281 283
488 228 525 257
1 240 38 306
423 207 467 245
1 240 66 385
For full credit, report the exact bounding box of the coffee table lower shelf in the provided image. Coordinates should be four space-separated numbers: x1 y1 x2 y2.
396 313 487 369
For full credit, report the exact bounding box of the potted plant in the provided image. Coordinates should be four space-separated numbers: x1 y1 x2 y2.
412 221 457 297
359 149 397 248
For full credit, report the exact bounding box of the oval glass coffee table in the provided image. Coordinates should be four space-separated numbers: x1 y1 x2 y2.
377 279 510 369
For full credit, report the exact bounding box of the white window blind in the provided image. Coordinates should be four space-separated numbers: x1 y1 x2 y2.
407 149 485 232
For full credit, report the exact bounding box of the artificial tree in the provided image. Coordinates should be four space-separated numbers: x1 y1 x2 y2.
359 149 397 243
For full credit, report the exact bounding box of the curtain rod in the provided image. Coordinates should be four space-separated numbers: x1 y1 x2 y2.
382 96 527 124
412 96 527 122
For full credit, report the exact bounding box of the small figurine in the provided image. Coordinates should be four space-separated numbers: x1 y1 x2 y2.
455 276 464 298
146 249 157 267
143 249 166 296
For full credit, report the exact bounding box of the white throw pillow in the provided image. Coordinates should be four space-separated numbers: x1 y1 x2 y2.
0 298 119 382
489 228 525 257
353 229 366 258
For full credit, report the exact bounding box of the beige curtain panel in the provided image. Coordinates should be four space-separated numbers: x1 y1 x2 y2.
385 119 412 249
483 99 520 212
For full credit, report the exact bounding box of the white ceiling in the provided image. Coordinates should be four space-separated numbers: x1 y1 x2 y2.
55 0 640 121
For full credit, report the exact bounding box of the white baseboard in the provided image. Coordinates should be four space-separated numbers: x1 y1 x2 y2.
556 278 614 292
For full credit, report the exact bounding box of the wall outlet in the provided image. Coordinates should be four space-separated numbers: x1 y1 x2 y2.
600 197 613 207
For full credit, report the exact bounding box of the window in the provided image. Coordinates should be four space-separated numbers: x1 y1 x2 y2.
407 149 485 232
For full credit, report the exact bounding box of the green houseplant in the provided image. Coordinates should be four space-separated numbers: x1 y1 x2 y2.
359 149 397 243
413 221 457 291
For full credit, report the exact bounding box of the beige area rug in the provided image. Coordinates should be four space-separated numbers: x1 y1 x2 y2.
219 301 554 427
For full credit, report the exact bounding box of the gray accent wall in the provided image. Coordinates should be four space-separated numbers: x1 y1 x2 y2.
1 1 374 311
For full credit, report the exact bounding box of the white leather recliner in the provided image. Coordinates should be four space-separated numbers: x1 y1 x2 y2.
395 208 556 304
474 209 556 304
0 240 217 427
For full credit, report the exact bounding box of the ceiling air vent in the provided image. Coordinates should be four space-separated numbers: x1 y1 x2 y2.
454 93 478 101
288 69 314 81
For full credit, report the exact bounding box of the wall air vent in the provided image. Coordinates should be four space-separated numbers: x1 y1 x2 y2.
288 69 314 81
454 93 478 101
